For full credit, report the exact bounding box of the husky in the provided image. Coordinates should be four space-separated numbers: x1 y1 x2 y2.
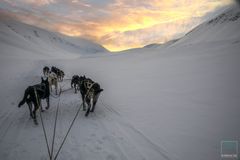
71 75 80 93
51 66 64 82
79 76 103 117
48 72 58 95
18 77 50 125
43 66 50 76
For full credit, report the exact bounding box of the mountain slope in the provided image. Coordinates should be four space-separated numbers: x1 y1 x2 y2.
142 5 240 50
0 17 108 59
173 5 240 46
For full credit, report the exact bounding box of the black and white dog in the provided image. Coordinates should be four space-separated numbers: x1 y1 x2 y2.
18 77 50 124
71 75 80 93
79 76 103 117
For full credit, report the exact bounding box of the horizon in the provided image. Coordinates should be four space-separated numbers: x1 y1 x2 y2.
0 0 234 51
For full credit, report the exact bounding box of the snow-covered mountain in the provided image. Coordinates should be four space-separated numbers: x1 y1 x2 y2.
0 17 108 59
141 5 240 50
173 5 240 46
0 5 240 160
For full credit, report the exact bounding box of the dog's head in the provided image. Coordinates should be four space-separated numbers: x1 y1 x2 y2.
79 75 86 84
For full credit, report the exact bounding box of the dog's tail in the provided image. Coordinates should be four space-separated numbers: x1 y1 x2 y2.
96 88 103 94
18 87 30 108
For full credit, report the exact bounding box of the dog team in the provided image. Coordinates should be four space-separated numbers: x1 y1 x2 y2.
18 66 103 125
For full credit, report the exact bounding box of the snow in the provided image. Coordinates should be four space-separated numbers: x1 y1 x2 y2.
0 16 108 59
0 5 240 160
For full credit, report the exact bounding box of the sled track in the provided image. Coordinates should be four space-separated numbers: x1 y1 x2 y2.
94 101 176 160
0 76 40 145
0 78 177 160
48 79 174 160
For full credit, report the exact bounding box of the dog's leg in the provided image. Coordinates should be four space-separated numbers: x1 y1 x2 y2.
91 100 97 112
83 101 86 111
91 94 99 112
74 84 77 93
39 99 44 112
33 102 38 125
85 104 91 117
85 98 93 117
89 97 94 112
46 97 50 110
27 102 34 118
55 82 58 95
82 95 86 111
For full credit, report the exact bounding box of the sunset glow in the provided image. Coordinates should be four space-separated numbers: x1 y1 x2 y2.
0 0 233 51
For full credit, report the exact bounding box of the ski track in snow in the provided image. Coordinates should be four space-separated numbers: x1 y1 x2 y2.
98 103 174 160
94 108 168 160
54 80 174 160
0 77 172 160
0 76 39 143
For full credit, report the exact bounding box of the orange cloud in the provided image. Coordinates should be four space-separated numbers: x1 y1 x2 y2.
54 0 232 51
24 0 55 6
1 0 233 51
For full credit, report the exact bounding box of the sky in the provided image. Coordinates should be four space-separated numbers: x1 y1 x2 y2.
0 0 233 51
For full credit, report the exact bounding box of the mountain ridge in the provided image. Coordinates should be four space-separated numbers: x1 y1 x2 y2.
140 5 240 50
0 15 108 58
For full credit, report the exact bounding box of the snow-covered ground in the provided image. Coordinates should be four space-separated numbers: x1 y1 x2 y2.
0 5 240 160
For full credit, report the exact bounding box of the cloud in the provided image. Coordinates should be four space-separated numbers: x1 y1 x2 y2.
21 0 55 6
0 0 233 51
1 0 55 7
